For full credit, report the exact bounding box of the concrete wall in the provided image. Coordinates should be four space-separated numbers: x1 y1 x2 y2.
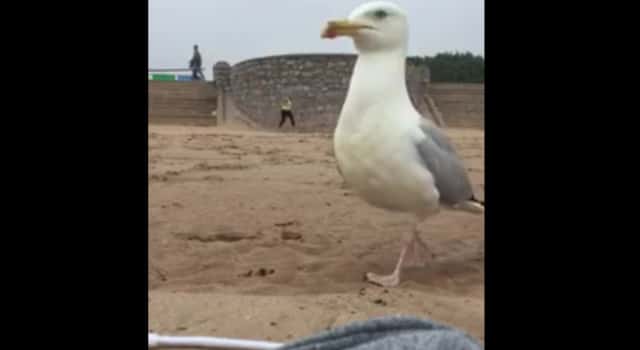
428 83 484 129
228 54 431 132
147 58 484 131
148 81 218 126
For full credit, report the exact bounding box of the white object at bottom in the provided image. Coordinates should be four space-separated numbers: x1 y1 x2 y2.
149 333 283 349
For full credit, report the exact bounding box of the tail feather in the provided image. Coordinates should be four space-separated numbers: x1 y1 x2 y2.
453 195 484 214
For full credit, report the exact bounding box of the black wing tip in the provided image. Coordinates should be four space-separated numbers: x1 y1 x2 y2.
470 195 484 206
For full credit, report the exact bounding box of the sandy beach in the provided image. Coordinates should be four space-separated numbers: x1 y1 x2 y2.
148 122 484 343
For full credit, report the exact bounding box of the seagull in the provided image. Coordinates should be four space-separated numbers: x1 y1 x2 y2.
321 1 484 287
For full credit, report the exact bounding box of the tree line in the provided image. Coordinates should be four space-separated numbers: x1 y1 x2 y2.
408 52 484 83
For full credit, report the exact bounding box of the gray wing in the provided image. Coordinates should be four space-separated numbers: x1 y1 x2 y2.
415 121 474 205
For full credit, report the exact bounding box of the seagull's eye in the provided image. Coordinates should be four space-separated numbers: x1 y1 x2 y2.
373 10 388 20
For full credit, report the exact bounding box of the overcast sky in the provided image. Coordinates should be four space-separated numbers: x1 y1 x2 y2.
149 0 483 77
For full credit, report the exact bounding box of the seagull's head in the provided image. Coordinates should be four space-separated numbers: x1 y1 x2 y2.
321 1 408 53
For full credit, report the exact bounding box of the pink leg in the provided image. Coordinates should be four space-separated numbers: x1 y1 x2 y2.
365 225 434 287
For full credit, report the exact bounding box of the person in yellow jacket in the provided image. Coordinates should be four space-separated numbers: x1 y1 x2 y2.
279 97 295 128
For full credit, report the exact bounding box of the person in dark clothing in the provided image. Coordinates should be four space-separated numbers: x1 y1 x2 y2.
279 97 295 127
189 45 205 80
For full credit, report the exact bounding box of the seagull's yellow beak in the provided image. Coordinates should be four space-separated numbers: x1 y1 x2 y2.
321 20 372 39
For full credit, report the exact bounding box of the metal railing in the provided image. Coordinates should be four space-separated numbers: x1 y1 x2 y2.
149 68 206 73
